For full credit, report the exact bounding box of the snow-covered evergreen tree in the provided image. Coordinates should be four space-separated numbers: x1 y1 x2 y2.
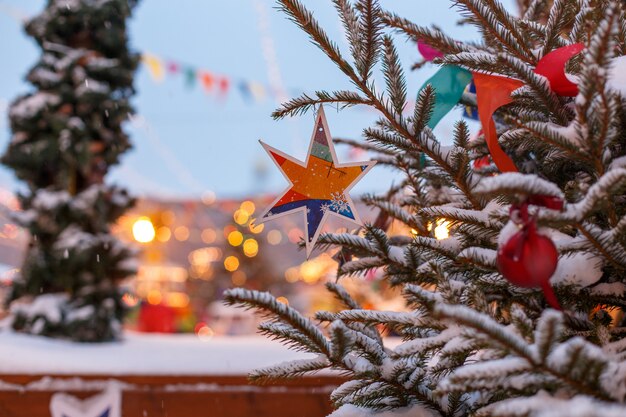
226 0 626 415
3 0 139 342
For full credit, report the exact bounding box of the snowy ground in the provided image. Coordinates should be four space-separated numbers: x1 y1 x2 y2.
0 331 317 376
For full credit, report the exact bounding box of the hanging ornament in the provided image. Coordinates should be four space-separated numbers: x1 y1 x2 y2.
258 106 375 257
496 201 562 309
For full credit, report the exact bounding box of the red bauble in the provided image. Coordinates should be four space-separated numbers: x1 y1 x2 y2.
497 223 558 287
497 222 561 309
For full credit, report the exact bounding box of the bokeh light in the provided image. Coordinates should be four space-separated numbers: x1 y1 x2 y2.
201 191 216 205
174 225 190 241
249 220 264 234
228 230 244 246
224 255 240 272
166 292 190 308
233 209 250 225
285 267 299 282
243 238 258 257
197 325 215 340
267 229 282 245
300 260 322 283
201 228 217 244
132 217 155 243
288 228 301 243
156 226 171 242
240 200 256 215
147 289 162 305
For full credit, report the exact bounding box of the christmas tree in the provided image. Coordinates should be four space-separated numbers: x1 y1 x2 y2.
3 0 139 342
226 0 626 415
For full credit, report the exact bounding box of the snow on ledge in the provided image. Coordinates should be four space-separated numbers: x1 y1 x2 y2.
0 331 318 376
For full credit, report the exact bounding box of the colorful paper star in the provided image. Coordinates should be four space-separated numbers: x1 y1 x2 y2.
259 106 375 257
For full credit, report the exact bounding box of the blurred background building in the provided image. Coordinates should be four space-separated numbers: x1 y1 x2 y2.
0 188 409 336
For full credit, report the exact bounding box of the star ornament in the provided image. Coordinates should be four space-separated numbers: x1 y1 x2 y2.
259 106 375 257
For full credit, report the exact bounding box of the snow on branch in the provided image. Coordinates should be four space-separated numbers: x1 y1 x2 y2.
474 173 564 198
326 310 428 328
224 288 331 355
432 299 536 361
248 355 331 382
541 168 626 222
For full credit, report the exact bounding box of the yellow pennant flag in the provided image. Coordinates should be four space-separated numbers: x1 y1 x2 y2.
142 53 165 82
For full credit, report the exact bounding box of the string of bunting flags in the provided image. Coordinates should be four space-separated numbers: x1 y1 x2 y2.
141 52 298 104
140 51 483 123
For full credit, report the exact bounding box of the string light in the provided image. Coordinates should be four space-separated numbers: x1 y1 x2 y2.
434 219 451 240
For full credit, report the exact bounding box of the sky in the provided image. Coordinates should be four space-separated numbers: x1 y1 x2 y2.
0 0 516 200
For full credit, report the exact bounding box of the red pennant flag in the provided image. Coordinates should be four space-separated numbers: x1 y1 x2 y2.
473 72 524 173
218 77 230 97
535 43 584 97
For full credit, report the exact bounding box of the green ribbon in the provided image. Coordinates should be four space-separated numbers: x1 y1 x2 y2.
420 66 473 129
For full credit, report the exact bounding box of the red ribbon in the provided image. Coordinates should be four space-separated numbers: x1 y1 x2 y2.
473 44 585 173
472 72 523 173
